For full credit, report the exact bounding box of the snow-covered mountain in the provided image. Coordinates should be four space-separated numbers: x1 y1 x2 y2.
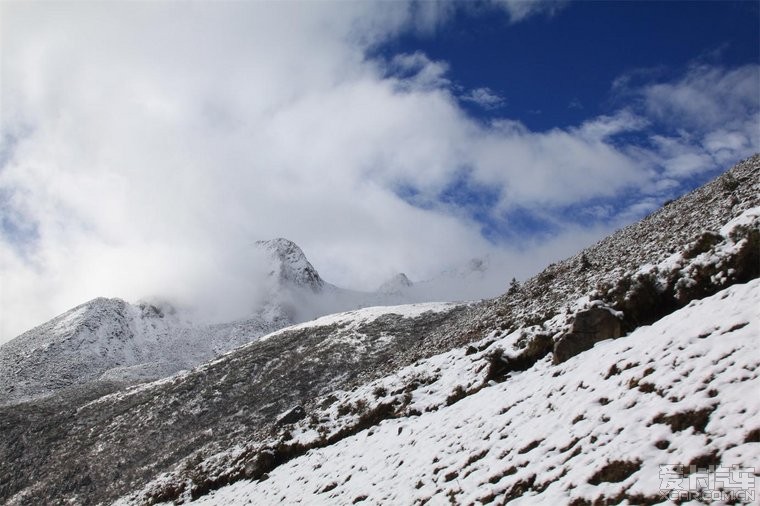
377 272 414 294
0 297 289 405
256 238 325 292
0 236 495 406
0 238 362 405
0 154 758 505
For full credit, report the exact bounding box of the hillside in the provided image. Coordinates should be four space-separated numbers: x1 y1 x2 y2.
184 278 760 505
0 298 290 406
0 155 758 505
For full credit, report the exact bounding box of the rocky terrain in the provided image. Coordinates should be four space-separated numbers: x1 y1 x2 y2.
183 279 760 505
0 155 757 505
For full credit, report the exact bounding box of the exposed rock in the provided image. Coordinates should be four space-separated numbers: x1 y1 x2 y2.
587 459 641 484
652 407 714 433
553 306 622 364
490 332 554 378
276 406 306 426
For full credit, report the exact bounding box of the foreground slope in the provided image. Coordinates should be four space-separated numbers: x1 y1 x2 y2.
122 204 759 506
190 279 760 505
0 155 758 505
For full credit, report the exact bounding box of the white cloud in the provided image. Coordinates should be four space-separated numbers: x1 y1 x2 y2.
576 110 649 141
637 64 760 178
642 64 759 133
387 52 452 91
491 0 569 23
461 87 505 110
0 1 491 340
469 120 649 209
0 2 756 342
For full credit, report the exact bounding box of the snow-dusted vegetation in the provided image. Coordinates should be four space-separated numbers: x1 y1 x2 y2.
189 280 760 505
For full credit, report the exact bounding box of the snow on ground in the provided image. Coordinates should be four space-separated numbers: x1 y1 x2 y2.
190 280 760 505
0 297 288 405
119 202 758 506
260 302 461 341
641 205 760 294
85 301 461 412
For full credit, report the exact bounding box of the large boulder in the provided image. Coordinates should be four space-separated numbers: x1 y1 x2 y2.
276 405 306 426
553 306 622 364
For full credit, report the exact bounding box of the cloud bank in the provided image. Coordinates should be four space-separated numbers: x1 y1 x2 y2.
0 1 757 342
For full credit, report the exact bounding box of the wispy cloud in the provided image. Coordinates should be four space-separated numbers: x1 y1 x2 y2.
627 63 760 177
492 0 570 23
461 87 506 110
386 52 452 91
642 64 758 134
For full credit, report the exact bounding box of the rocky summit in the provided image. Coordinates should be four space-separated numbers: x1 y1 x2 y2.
0 155 758 505
255 238 325 293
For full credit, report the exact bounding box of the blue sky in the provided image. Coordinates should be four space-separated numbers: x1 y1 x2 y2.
0 0 758 339
378 0 759 238
382 1 758 132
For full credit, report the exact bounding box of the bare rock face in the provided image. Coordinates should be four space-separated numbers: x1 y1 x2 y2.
276 406 306 426
553 306 622 364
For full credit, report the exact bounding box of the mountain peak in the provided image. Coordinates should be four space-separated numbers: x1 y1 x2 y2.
378 272 413 294
255 238 324 292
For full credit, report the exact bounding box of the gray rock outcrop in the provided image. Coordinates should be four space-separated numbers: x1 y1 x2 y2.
553 306 622 364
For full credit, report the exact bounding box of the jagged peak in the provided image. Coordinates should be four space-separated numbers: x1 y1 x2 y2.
255 238 324 292
255 237 302 254
377 272 413 294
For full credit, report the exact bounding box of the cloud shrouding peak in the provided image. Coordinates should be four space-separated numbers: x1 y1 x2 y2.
0 1 757 343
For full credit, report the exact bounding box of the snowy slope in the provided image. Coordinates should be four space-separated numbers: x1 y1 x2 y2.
256 238 325 292
0 300 470 506
0 298 288 405
189 279 760 505
377 273 414 294
0 298 181 403
0 239 326 405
